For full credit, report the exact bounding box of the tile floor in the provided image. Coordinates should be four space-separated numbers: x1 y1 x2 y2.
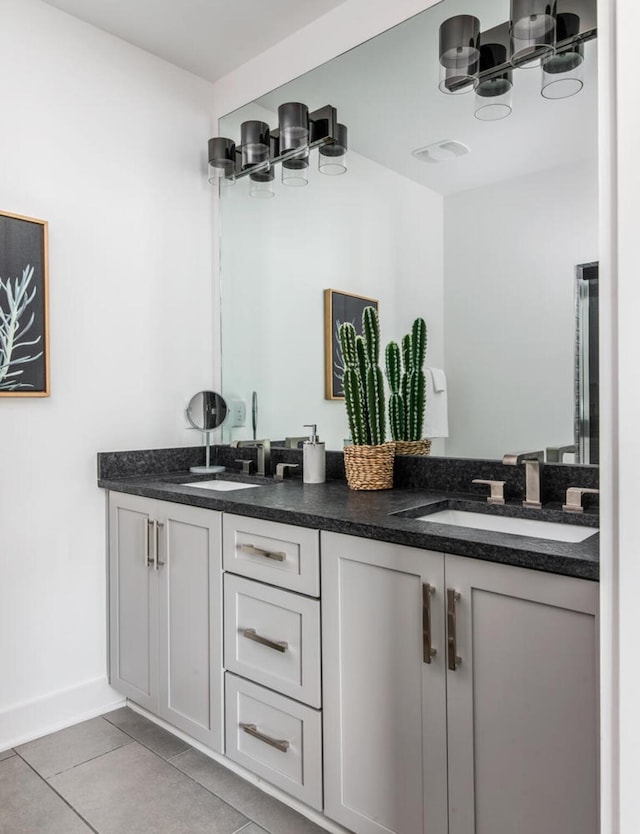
0 707 329 834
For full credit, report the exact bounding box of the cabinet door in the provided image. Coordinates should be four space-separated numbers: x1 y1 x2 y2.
322 532 448 834
445 555 599 834
157 502 223 753
108 492 158 711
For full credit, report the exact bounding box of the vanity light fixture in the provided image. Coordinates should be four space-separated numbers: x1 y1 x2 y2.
438 15 480 94
474 43 513 120
207 102 348 196
510 0 557 67
438 0 595 117
541 12 585 98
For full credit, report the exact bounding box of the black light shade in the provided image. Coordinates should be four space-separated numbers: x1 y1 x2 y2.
240 120 270 169
510 0 557 66
475 43 513 120
438 15 480 94
278 102 309 153
207 137 236 181
542 13 584 98
319 123 348 175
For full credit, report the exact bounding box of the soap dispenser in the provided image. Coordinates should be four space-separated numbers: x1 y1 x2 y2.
303 424 326 484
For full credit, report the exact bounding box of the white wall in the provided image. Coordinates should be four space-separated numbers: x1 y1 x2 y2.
220 148 443 451
443 160 598 459
0 0 215 746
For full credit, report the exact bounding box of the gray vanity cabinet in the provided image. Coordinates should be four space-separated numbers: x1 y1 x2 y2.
445 554 599 834
321 532 449 834
108 492 223 752
321 532 599 834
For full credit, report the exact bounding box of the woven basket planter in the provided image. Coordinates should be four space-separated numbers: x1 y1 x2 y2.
394 439 432 456
343 442 395 490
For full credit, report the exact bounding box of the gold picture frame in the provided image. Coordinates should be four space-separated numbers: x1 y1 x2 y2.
324 288 379 400
0 210 50 397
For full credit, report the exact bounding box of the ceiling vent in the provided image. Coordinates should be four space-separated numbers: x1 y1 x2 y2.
411 140 470 163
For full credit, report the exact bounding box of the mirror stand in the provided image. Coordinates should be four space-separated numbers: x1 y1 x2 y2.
186 390 229 474
190 431 225 474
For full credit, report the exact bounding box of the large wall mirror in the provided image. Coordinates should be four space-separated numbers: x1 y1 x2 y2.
218 0 599 463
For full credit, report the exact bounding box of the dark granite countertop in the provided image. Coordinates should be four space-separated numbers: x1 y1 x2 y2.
98 468 599 581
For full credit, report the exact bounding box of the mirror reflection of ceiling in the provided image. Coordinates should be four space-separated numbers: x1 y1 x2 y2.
219 0 599 461
230 0 597 196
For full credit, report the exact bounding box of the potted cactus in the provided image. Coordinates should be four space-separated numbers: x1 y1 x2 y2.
385 317 431 456
339 306 395 489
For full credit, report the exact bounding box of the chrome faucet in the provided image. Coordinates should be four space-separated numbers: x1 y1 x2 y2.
230 439 271 477
502 451 544 509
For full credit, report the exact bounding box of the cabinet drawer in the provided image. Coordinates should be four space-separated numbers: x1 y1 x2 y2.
225 673 322 811
224 574 321 707
223 514 320 596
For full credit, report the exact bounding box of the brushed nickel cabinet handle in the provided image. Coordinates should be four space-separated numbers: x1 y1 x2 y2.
242 628 288 653
145 519 153 567
155 521 165 568
422 583 437 663
240 723 290 753
238 543 286 562
447 589 462 671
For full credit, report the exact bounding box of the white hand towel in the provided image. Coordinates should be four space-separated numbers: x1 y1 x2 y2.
424 367 449 438
429 367 447 393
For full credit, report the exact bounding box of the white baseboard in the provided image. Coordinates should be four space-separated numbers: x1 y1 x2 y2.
0 676 125 750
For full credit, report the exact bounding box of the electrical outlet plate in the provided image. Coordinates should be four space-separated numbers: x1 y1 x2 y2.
230 399 247 427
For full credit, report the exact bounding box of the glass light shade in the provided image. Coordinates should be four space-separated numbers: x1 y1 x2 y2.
319 123 348 175
438 15 480 94
475 43 513 120
207 137 236 183
475 83 513 120
510 0 557 67
541 12 584 99
240 120 270 169
249 165 275 199
282 150 309 187
541 45 584 98
278 102 309 153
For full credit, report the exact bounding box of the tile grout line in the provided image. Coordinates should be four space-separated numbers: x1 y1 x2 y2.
99 716 262 832
44 739 135 779
14 752 101 834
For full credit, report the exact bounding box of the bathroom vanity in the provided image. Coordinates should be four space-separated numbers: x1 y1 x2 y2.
99 448 599 834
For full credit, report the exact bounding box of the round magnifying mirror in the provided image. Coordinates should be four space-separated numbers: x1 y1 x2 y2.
186 390 228 474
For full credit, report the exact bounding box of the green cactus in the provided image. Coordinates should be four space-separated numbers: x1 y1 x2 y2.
338 306 386 446
366 364 385 444
343 366 365 445
385 317 428 442
407 317 427 441
385 341 405 441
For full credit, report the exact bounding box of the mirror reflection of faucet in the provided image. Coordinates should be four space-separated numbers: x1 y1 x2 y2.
230 439 271 477
502 451 544 509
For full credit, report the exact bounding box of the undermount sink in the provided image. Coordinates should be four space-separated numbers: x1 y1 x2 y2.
412 508 598 543
181 480 261 492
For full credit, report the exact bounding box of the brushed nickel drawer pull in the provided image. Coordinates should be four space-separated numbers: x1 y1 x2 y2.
145 519 153 567
239 543 286 562
240 722 290 752
422 583 437 663
242 628 288 653
155 521 165 568
447 589 462 671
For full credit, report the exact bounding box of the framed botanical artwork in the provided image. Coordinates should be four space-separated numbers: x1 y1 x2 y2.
0 210 49 397
324 288 379 400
